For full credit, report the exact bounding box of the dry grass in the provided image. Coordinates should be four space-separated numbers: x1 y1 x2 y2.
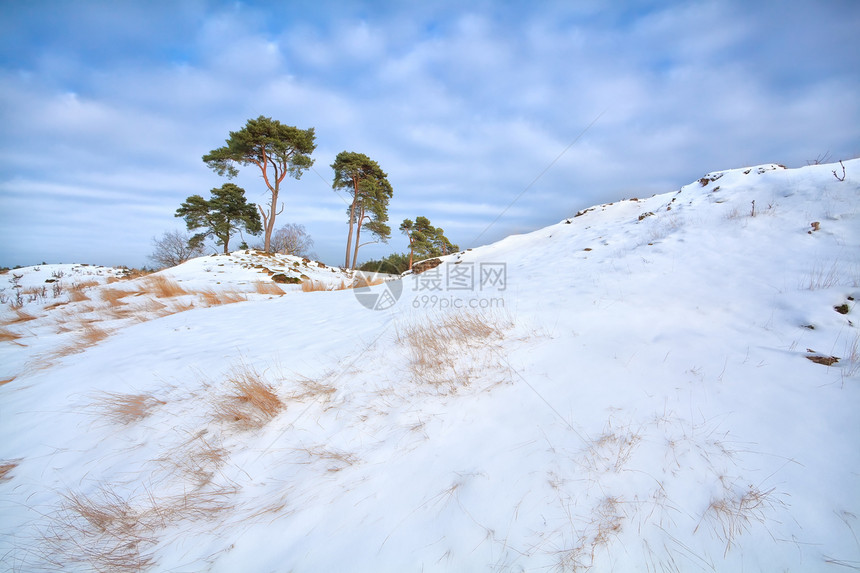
586 424 642 473
100 288 132 307
0 376 15 386
44 483 234 573
142 275 188 298
696 482 785 557
44 487 158 573
843 332 860 379
199 289 247 306
5 309 39 324
301 275 385 292
298 446 360 472
68 283 93 302
169 300 196 314
395 311 512 393
51 325 112 358
286 374 337 403
82 325 111 346
0 328 22 342
354 274 385 288
253 281 285 295
301 279 334 292
0 459 20 482
92 391 166 425
157 430 229 488
216 363 285 429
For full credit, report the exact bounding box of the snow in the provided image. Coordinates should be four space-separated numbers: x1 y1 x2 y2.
1 160 859 572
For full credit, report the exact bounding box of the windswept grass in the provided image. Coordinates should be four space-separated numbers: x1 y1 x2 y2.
301 275 385 292
100 287 132 307
253 281 285 295
0 328 22 342
50 325 112 359
199 289 247 307
68 282 94 302
396 311 513 393
0 459 20 482
44 483 234 573
5 309 39 324
301 279 336 292
142 275 188 298
215 362 284 429
696 482 786 557
156 430 229 488
92 391 166 425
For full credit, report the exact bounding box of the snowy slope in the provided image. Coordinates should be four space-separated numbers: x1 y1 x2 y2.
1 160 858 572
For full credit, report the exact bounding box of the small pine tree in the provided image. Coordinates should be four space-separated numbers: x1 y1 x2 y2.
175 183 262 254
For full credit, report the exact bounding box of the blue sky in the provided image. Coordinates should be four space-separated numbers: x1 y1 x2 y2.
1 0 858 269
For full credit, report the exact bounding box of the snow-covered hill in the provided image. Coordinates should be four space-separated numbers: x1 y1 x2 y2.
1 160 858 572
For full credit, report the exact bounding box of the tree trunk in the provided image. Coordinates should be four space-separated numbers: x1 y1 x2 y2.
408 238 414 270
344 177 359 267
351 205 365 269
264 187 278 252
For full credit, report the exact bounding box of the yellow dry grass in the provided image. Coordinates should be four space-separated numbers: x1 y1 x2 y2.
394 311 514 394
45 483 234 573
142 275 188 298
169 300 196 314
216 363 284 429
6 309 39 324
92 391 166 425
100 288 132 306
0 376 15 386
301 280 333 292
68 287 91 302
0 459 20 482
199 289 247 307
253 281 285 295
51 325 112 359
0 328 22 342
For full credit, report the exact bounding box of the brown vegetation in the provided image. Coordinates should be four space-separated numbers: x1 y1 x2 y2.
92 391 166 425
142 275 188 298
0 459 20 482
215 363 285 429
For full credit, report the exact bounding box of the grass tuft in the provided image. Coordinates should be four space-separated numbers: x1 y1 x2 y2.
0 328 22 342
395 311 512 393
199 289 247 306
216 363 284 429
253 281 285 295
100 288 132 306
44 483 234 572
142 275 188 298
92 391 166 425
6 309 39 324
696 482 785 557
0 459 21 482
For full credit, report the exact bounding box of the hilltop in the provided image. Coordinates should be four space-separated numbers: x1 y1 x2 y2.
1 160 858 572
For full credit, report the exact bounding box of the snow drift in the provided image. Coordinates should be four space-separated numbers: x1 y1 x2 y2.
1 160 858 572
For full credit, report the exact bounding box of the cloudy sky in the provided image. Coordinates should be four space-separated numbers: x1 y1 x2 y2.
1 0 858 269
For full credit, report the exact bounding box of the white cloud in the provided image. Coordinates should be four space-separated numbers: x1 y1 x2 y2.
0 0 858 268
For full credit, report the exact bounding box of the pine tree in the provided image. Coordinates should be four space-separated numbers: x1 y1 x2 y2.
175 183 262 254
331 151 394 268
203 116 315 252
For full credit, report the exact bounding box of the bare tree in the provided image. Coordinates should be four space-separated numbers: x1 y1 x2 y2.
269 223 315 258
149 230 205 269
